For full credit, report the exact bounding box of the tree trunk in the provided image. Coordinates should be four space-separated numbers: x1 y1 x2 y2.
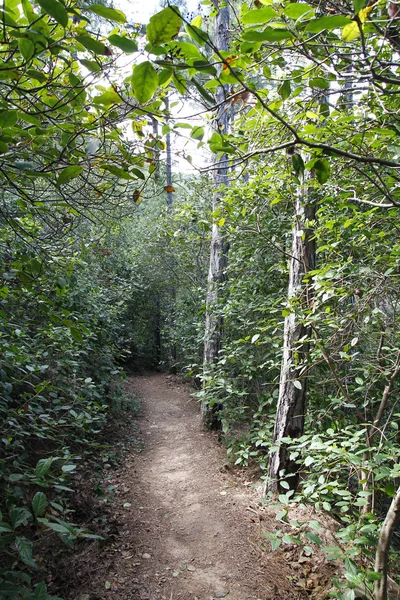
164 93 176 371
201 0 231 429
374 484 400 600
266 170 316 494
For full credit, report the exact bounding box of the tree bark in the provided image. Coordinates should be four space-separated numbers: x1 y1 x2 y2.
374 484 400 600
266 170 316 494
201 0 231 429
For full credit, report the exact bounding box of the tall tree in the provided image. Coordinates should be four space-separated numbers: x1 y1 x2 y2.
266 160 316 494
201 0 231 428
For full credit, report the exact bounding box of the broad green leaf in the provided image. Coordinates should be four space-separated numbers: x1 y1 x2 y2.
131 61 158 104
242 7 279 24
56 166 83 187
208 132 235 154
192 78 215 104
35 457 52 478
34 581 49 600
86 4 126 23
0 110 18 128
62 464 76 472
242 28 294 42
292 153 304 178
16 537 37 568
18 38 35 61
353 0 367 13
169 41 204 59
284 3 314 19
305 15 351 33
108 34 138 53
21 0 37 22
309 77 329 89
313 158 330 183
101 164 133 180
36 0 68 27
79 59 101 73
306 531 322 545
10 507 32 529
26 68 47 82
76 35 108 55
278 79 291 100
32 492 47 517
159 69 173 86
185 23 208 45
191 126 205 140
147 6 182 45
93 91 121 106
342 20 360 41
131 168 145 180
43 522 74 534
70 326 83 342
173 73 187 94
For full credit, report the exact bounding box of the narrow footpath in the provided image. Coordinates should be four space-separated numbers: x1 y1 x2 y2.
77 374 316 600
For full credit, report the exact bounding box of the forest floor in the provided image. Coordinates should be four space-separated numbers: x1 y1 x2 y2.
61 373 338 600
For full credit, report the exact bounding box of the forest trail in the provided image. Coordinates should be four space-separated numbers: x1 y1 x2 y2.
88 373 291 600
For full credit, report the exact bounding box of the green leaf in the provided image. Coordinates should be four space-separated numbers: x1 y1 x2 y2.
61 464 76 472
79 59 101 73
102 164 134 180
36 0 68 27
147 6 182 45
43 522 74 535
0 110 18 128
131 61 158 104
16 537 37 568
353 0 367 13
86 5 126 23
242 7 279 24
305 15 351 33
130 168 145 180
32 492 47 517
309 77 329 89
313 158 330 183
56 166 83 187
191 78 215 105
108 34 138 53
173 73 187 95
26 69 47 83
10 507 32 529
284 3 314 19
35 457 52 478
93 91 121 106
34 581 49 600
292 153 304 178
18 38 35 61
76 35 108 55
306 531 322 545
242 28 294 42
70 326 83 342
342 20 361 41
278 80 291 101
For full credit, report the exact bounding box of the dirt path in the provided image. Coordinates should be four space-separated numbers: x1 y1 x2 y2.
81 374 300 600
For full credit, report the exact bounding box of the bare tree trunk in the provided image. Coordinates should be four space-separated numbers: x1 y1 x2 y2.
266 169 316 494
201 0 231 429
374 485 400 600
164 93 173 210
164 93 176 371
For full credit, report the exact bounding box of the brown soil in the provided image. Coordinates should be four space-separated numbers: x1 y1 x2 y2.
63 373 338 600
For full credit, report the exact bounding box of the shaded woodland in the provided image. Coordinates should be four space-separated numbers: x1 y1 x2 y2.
1 0 400 598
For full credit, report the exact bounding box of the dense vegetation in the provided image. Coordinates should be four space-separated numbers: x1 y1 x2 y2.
1 0 400 598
